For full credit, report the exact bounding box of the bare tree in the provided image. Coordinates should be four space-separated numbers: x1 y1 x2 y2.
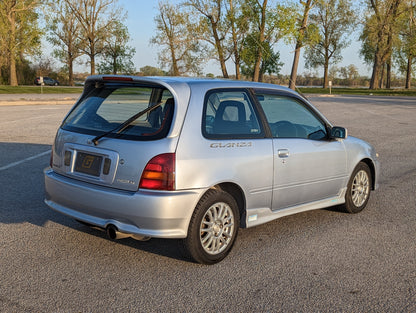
151 1 203 76
46 0 83 86
64 0 122 75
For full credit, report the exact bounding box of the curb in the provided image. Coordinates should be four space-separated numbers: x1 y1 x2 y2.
0 100 76 106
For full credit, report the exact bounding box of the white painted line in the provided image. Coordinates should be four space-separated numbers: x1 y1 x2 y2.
0 150 50 171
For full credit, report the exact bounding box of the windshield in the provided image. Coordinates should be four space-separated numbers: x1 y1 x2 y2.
62 84 174 141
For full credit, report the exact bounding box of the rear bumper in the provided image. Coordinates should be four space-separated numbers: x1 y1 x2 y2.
44 168 205 239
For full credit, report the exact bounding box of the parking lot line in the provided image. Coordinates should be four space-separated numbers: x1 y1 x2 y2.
0 150 50 171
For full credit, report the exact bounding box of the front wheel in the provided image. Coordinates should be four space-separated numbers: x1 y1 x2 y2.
344 162 372 213
182 189 239 264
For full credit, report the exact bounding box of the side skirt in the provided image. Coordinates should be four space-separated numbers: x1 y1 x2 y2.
245 188 347 228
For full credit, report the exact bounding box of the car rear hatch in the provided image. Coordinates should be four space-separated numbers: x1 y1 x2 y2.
50 76 183 192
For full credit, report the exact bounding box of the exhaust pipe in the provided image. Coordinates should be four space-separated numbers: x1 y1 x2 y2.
106 224 130 240
105 224 150 241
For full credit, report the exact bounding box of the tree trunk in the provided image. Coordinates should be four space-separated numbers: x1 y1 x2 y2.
232 30 241 79
369 49 381 89
210 19 229 78
289 43 302 89
322 57 329 88
379 63 385 89
289 0 313 90
253 48 263 82
385 60 391 89
405 56 412 89
169 45 179 76
68 56 74 86
9 57 18 86
229 0 241 79
8 10 18 86
113 55 117 74
90 57 96 75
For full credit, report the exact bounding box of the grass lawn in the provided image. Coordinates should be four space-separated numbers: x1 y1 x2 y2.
1 84 416 97
298 87 416 97
0 85 83 94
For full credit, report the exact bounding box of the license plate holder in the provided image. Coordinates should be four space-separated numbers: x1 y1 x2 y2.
74 152 103 177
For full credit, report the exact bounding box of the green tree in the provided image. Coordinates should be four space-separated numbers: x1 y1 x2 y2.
139 65 166 76
304 0 355 88
0 0 41 86
46 0 83 86
97 21 136 75
226 0 249 79
241 0 296 81
361 0 404 89
240 37 283 81
289 0 317 90
396 0 416 89
184 0 231 78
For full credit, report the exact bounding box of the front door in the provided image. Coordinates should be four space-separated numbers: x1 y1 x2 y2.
256 92 348 210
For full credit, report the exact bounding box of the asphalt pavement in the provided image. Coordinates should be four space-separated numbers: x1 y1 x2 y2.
0 95 415 312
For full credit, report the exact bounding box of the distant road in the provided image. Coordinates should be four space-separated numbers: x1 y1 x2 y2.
0 93 81 105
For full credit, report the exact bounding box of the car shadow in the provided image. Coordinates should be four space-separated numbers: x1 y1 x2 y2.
74 223 188 262
0 142 189 262
0 142 56 226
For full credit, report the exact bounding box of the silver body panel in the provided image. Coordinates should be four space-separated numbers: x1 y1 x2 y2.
44 76 379 238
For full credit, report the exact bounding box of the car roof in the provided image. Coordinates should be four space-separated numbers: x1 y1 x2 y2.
85 75 298 95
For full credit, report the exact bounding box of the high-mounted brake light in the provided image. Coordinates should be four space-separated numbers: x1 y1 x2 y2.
102 76 133 81
139 153 175 191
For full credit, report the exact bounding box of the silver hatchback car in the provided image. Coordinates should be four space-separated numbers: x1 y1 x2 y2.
44 76 379 264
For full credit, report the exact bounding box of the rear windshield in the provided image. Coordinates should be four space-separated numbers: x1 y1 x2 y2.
62 84 174 141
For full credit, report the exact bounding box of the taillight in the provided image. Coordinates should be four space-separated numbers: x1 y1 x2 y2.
139 153 175 191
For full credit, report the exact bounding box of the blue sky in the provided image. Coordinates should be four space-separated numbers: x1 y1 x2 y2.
79 0 369 76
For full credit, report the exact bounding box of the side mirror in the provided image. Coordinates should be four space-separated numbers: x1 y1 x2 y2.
330 126 348 139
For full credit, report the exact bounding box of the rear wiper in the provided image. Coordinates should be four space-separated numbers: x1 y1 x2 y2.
92 102 163 145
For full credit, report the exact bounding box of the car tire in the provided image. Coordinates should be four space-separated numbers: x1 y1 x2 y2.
344 162 372 213
182 189 239 264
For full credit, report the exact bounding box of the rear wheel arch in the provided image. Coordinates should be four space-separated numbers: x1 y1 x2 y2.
193 183 246 228
216 183 246 228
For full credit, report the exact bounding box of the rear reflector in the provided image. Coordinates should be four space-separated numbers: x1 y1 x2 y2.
64 151 72 166
103 158 111 175
139 153 175 191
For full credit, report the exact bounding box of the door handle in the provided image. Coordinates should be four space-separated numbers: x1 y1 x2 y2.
278 149 290 158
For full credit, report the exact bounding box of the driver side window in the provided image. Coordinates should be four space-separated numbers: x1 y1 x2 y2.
257 93 327 140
